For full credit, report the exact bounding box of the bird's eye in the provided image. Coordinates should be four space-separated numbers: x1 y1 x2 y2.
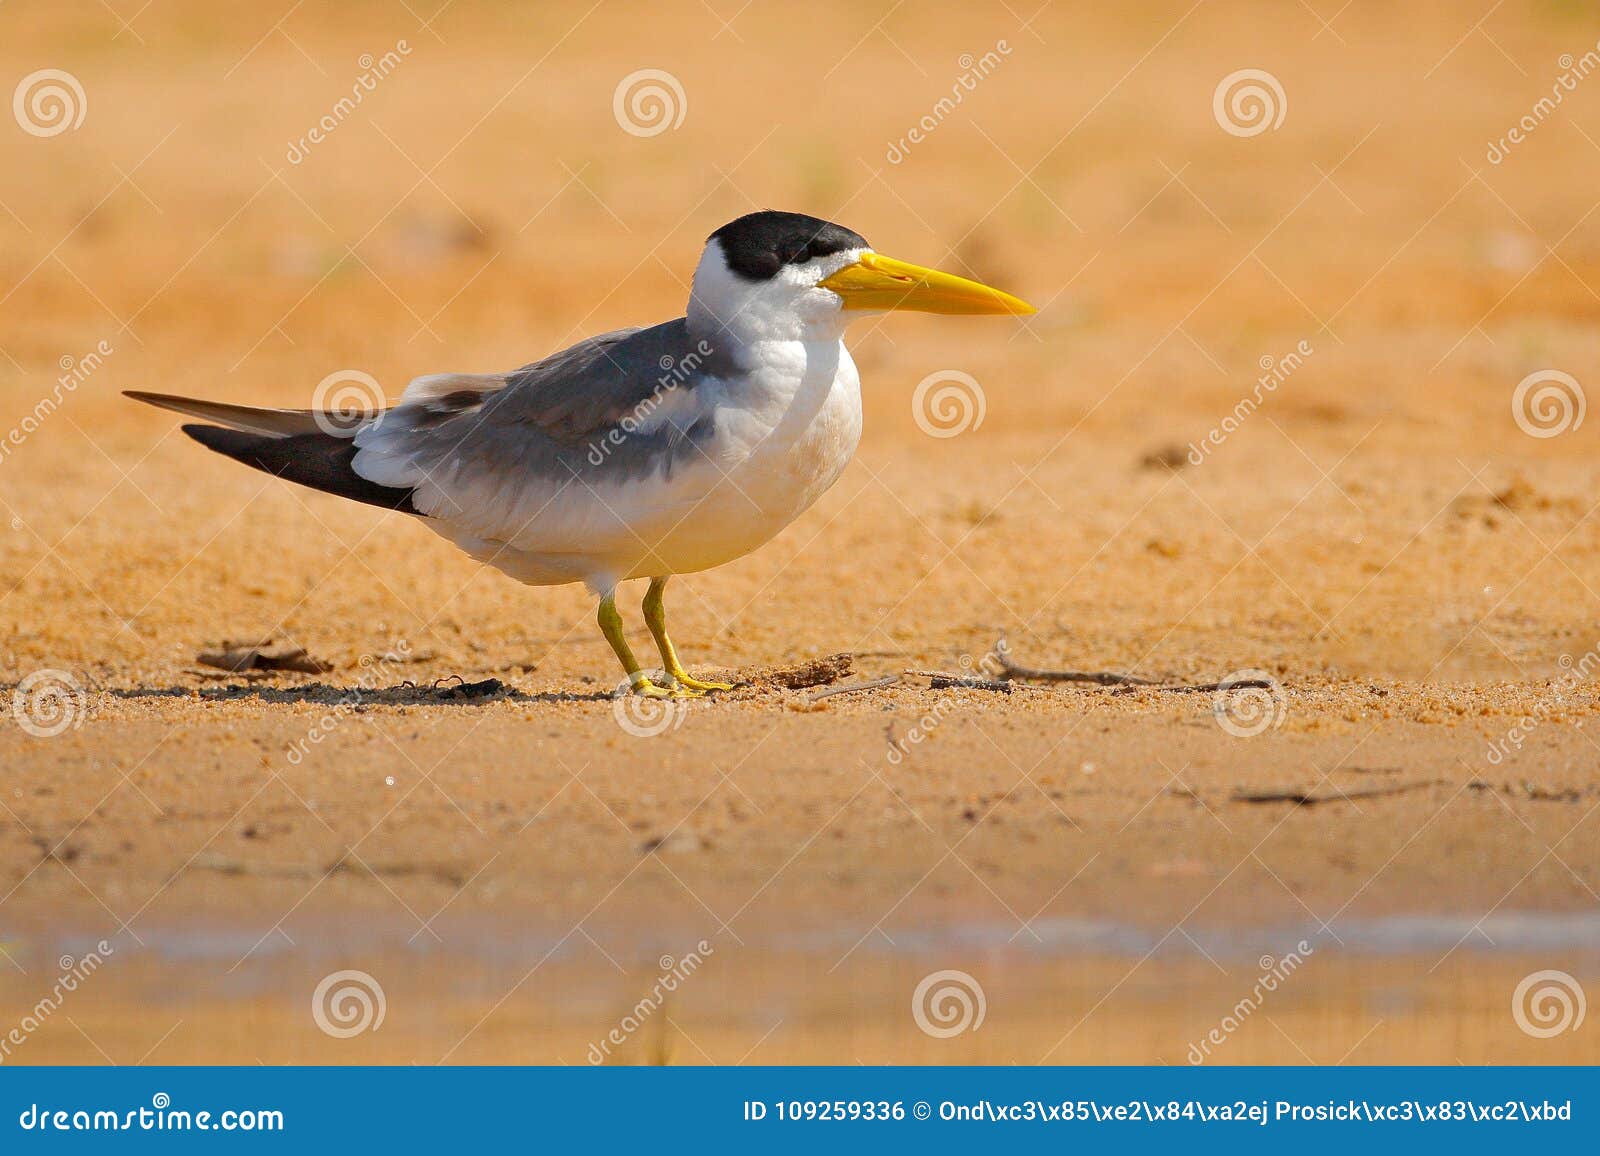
779 239 809 265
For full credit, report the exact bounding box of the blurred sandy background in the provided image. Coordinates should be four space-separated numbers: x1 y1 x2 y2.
1 1 1598 1063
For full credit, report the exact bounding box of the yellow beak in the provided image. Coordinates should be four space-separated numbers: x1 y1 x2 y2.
818 251 1035 315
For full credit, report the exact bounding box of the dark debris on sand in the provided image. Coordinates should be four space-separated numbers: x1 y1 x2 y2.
195 639 332 675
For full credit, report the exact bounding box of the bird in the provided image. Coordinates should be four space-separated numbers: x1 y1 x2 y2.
126 210 1034 697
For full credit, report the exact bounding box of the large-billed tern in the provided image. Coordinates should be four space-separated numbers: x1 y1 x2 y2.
127 211 1034 697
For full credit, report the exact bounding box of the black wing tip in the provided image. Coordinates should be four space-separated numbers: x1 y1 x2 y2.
179 423 422 517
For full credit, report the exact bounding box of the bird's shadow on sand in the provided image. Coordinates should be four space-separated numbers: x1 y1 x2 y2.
96 652 859 709
106 677 613 707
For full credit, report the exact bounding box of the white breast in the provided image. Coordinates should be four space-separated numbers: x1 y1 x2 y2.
649 341 862 572
614 339 857 576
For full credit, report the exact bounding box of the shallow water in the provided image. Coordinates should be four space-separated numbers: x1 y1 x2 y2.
25 908 1600 969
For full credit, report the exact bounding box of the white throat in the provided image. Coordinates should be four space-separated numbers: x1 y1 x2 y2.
686 242 860 353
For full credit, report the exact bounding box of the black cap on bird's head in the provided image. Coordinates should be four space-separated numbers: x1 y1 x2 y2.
708 211 869 282
704 208 1034 316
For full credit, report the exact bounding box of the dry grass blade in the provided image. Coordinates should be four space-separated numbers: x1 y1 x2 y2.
806 674 899 702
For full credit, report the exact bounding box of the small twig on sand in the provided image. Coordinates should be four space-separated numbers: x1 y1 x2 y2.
904 669 1015 693
807 674 900 702
1231 781 1442 807
993 637 1156 686
791 642 1279 701
990 638 1277 695
1112 677 1273 696
192 852 466 886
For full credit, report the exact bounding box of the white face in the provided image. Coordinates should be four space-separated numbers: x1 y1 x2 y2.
687 240 867 345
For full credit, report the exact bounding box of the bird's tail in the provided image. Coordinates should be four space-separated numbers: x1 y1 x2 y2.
124 391 420 515
123 390 332 438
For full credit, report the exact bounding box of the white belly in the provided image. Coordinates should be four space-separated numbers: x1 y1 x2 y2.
444 343 863 590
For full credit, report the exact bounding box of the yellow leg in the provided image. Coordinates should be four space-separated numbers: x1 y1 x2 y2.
643 577 734 693
597 591 685 698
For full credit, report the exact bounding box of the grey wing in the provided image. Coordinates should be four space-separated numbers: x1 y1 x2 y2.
350 317 721 545
476 319 692 435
